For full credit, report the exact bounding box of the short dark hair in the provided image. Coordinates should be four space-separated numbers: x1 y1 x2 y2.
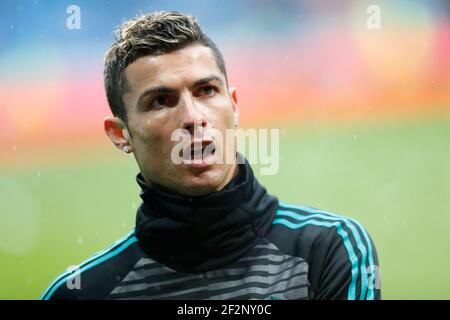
104 11 228 122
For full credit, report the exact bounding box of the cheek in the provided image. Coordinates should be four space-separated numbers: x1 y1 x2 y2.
130 119 166 153
208 97 234 127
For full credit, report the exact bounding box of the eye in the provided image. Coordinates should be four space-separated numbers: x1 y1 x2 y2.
198 86 216 97
150 95 169 109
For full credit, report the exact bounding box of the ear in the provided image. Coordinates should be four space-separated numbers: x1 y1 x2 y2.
104 116 133 153
228 87 239 126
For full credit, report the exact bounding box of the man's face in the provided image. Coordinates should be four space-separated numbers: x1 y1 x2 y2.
117 44 238 196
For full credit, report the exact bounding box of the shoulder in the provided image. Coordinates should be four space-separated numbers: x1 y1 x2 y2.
40 230 141 300
267 200 380 300
272 201 376 250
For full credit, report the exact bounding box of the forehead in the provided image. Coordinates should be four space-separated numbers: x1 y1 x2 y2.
124 44 223 91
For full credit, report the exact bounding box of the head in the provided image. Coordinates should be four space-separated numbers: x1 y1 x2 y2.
103 11 239 197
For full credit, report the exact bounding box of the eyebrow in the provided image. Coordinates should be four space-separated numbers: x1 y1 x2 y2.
136 75 224 109
192 75 224 88
137 86 176 109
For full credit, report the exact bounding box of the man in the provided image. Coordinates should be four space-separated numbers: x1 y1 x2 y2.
41 11 380 300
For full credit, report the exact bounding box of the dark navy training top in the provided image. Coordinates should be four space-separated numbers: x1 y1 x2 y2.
41 158 381 300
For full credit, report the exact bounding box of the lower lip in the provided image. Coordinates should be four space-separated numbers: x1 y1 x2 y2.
182 150 216 168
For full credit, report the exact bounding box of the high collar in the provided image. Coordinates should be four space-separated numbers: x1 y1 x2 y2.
135 157 278 272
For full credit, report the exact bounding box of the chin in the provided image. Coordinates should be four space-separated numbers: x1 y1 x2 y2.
180 168 227 196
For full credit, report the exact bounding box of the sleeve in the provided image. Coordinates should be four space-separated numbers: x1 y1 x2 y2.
41 260 130 300
40 238 141 300
40 267 85 300
307 221 381 300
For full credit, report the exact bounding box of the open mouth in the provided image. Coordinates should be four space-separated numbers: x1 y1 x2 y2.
181 140 216 166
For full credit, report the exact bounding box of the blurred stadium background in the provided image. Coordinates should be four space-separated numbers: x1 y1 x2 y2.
0 0 449 299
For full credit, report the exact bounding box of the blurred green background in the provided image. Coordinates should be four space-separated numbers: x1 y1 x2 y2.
1 116 449 299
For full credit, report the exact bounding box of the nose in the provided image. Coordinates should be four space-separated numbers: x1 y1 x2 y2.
179 92 208 136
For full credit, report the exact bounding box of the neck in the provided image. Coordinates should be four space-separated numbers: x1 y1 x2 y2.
134 158 279 272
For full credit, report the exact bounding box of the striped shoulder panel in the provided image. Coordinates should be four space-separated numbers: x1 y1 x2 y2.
40 230 138 300
273 201 377 300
